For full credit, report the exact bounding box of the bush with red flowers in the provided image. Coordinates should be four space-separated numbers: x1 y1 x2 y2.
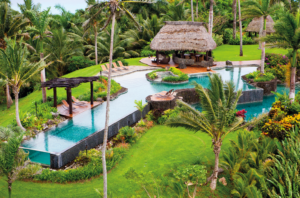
236 109 247 119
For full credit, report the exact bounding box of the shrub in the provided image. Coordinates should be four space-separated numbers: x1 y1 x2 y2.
114 126 137 144
141 50 156 57
212 34 223 46
229 34 256 45
265 53 289 68
157 108 180 125
245 71 275 82
266 64 287 82
148 72 157 79
223 28 233 44
245 71 260 79
114 57 129 66
67 56 95 73
163 74 189 82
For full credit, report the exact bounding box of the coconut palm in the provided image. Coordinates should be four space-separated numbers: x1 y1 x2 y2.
24 8 54 103
233 0 237 39
82 0 106 65
166 74 264 190
242 0 281 72
263 11 300 100
44 27 83 78
238 0 243 56
163 1 190 21
17 0 41 14
0 2 30 109
0 38 51 130
177 0 195 21
88 0 153 196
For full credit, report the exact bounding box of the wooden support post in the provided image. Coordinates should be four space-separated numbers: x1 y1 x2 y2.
67 87 72 115
90 81 94 106
255 32 257 37
53 87 57 108
206 51 208 61
156 51 159 64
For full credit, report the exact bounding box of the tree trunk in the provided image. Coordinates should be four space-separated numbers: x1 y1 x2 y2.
261 18 266 74
238 0 243 56
290 50 297 100
209 0 213 35
191 0 194 22
232 0 237 39
6 83 13 109
8 176 12 198
94 27 98 65
40 51 47 103
258 16 263 49
210 141 221 190
196 0 198 19
102 12 115 198
13 86 25 131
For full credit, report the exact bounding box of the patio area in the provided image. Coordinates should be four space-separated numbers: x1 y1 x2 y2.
57 101 102 118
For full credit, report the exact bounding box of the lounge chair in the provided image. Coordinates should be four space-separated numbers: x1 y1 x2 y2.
100 65 109 73
117 61 129 70
106 63 120 72
62 100 78 111
72 96 89 106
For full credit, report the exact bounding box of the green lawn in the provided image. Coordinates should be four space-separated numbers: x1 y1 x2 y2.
0 125 239 197
213 44 289 61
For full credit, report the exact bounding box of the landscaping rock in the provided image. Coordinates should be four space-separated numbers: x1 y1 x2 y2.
47 120 55 126
51 112 59 118
277 79 283 84
226 60 233 66
42 124 48 130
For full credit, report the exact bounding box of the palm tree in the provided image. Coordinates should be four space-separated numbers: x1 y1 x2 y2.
209 0 214 35
44 27 83 78
54 5 74 32
242 0 281 72
88 0 153 196
24 8 54 103
263 11 300 100
238 0 243 56
166 74 264 190
18 0 41 14
163 1 190 21
0 38 51 130
134 100 147 122
82 0 106 65
0 2 30 109
233 0 237 39
176 0 194 21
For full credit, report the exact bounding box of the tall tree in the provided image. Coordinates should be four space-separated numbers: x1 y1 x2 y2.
82 0 106 65
209 0 214 35
233 0 237 39
0 2 29 109
238 0 243 56
264 10 300 100
243 0 281 72
24 8 53 103
176 0 194 21
0 38 51 130
18 0 41 14
88 0 152 196
166 74 263 190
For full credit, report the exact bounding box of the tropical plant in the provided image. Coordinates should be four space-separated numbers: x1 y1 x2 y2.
87 0 153 196
24 7 54 103
0 125 23 141
0 134 30 198
54 5 74 31
0 38 51 130
242 0 281 73
17 0 41 14
134 100 148 122
264 11 300 100
163 1 190 21
44 27 83 78
166 74 264 190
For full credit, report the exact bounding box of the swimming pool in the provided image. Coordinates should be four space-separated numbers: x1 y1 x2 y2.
21 66 280 165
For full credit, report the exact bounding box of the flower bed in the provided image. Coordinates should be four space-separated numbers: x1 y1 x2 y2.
264 53 289 82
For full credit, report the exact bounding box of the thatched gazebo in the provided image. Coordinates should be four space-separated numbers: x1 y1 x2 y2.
150 21 217 67
245 15 275 35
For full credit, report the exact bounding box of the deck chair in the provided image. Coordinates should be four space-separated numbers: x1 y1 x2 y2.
106 63 120 72
117 61 129 70
100 65 109 73
72 96 89 106
62 100 78 110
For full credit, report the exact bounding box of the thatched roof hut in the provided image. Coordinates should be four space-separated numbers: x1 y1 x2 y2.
245 15 275 33
150 21 217 52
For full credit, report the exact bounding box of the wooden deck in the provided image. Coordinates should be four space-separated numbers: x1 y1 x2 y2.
57 101 102 118
140 57 216 74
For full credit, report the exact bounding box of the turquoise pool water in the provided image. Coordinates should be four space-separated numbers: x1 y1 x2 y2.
21 66 273 165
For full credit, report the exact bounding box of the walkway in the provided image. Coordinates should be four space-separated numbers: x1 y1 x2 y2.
97 66 156 77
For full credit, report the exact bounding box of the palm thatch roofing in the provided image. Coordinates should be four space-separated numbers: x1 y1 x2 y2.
150 21 217 52
245 15 275 33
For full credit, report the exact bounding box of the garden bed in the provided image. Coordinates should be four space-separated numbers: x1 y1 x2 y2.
146 68 189 84
242 74 277 95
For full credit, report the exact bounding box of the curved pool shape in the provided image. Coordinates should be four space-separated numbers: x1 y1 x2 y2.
21 67 279 164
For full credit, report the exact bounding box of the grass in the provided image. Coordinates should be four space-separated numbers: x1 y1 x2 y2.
213 44 289 61
0 125 239 197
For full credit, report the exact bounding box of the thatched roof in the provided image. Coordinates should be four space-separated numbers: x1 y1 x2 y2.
150 21 217 52
245 15 275 33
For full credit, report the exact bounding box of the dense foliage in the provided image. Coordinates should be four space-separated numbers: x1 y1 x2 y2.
245 70 275 82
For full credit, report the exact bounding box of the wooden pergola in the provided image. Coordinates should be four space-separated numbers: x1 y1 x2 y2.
41 77 99 115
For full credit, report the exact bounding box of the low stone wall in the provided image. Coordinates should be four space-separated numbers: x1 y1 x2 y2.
146 88 264 111
50 104 150 169
174 56 195 66
242 75 277 95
